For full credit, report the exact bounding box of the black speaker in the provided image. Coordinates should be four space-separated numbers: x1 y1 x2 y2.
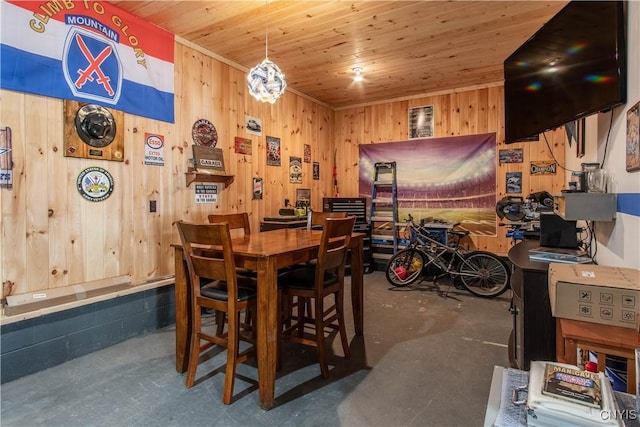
539 213 578 249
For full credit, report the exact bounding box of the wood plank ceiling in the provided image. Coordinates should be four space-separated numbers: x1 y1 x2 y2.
108 1 568 109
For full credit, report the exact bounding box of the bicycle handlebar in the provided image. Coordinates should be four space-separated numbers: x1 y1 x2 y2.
404 214 460 229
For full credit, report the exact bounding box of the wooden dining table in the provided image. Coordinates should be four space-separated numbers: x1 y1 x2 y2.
172 227 364 410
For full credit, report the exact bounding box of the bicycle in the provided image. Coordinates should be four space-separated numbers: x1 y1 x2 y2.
384 214 511 298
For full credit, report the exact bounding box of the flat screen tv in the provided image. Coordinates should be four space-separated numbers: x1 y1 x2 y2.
504 1 626 144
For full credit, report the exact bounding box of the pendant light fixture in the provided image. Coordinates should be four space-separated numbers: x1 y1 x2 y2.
247 0 287 104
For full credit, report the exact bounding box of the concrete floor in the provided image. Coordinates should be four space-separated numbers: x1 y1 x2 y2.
0 272 513 427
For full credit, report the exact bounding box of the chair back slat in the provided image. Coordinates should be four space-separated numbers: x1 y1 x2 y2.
176 221 238 302
316 216 356 274
208 213 251 236
307 211 347 230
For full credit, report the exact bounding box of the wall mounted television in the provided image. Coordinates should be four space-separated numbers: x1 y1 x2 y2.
504 1 627 144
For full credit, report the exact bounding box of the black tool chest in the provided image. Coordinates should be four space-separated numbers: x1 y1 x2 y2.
322 197 373 273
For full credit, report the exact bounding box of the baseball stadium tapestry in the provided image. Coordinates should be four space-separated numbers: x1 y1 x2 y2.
359 133 497 237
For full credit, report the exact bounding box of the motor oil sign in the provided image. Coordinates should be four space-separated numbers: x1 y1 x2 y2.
144 133 165 166
195 184 217 203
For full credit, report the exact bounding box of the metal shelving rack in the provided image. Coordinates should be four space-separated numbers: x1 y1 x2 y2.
369 162 398 270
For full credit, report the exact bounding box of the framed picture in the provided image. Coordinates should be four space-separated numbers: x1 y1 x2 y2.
506 172 522 194
576 117 586 158
296 188 310 205
408 105 434 139
313 162 320 180
626 101 640 172
499 148 523 164
245 114 262 136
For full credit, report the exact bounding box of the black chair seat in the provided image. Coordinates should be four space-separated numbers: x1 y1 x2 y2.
278 267 338 290
201 279 257 301
236 267 258 278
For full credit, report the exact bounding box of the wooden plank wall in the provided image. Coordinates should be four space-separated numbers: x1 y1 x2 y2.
332 86 567 256
0 41 333 296
1 41 567 298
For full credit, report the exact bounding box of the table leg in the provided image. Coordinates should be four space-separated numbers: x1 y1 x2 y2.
173 246 189 373
257 256 278 410
350 235 364 335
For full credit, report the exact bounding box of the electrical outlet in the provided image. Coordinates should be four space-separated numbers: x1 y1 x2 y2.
149 200 157 213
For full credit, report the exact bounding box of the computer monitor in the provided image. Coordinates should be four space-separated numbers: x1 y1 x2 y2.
539 213 579 249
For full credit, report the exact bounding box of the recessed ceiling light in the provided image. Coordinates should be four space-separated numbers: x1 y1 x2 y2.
352 67 364 82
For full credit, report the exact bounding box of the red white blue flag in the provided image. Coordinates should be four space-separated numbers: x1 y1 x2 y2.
1 0 174 123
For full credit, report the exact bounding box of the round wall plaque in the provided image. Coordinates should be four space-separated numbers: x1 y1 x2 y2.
192 119 218 147
76 167 114 202
75 104 116 148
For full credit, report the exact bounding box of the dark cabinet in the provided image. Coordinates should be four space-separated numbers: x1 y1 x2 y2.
508 240 556 370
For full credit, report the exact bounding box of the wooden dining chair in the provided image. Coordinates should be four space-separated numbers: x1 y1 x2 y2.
207 212 251 237
176 221 257 405
285 210 349 329
306 210 347 230
278 216 356 378
208 212 256 279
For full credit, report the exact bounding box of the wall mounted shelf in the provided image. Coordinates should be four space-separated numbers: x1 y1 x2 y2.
184 168 234 188
553 192 616 221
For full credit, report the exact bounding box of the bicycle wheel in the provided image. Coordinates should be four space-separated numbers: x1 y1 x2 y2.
456 251 510 298
385 249 426 287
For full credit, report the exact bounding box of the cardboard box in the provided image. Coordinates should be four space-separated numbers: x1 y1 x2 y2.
548 263 640 330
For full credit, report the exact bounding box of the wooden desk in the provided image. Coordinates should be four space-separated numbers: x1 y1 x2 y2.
556 318 639 394
173 228 364 410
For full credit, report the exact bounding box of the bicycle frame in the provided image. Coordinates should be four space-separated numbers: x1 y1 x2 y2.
388 215 511 297
402 219 477 280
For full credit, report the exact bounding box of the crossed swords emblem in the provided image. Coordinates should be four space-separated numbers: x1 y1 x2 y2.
74 34 115 97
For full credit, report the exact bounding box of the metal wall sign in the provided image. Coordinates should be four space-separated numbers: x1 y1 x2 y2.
76 167 114 202
192 119 218 147
0 126 13 188
144 133 165 166
194 184 217 203
530 161 557 175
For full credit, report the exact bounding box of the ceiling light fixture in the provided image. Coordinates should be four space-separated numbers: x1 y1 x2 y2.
247 0 287 104
352 67 364 82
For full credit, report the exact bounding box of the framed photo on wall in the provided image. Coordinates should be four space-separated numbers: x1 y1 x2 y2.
408 105 434 139
245 115 262 136
499 148 523 164
506 172 522 194
626 101 640 172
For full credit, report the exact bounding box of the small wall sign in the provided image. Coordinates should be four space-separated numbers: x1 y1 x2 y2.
194 184 217 203
76 167 114 202
0 126 13 188
530 161 557 175
144 133 165 166
192 119 218 147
